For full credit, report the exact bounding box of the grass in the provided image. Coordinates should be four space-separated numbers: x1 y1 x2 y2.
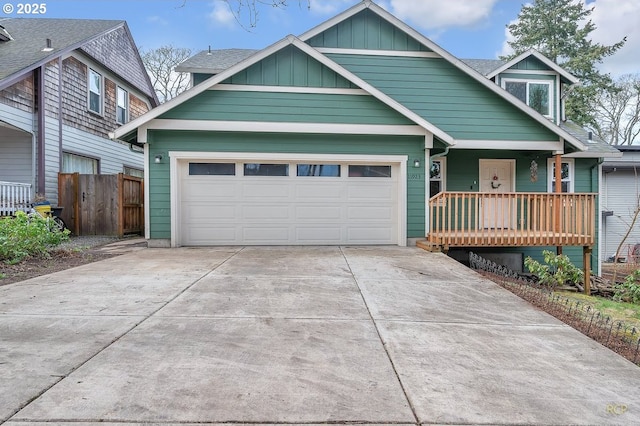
557 291 640 330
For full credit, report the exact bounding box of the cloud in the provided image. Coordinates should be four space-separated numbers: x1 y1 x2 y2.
208 1 236 29
498 0 638 76
389 0 500 31
308 0 356 16
589 0 640 76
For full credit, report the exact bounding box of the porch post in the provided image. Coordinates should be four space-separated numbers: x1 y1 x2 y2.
555 153 562 255
583 246 592 295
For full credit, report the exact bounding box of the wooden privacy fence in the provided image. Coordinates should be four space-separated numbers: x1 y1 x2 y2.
428 191 596 248
58 173 144 236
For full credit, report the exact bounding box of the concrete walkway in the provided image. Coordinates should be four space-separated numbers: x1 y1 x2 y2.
0 246 638 425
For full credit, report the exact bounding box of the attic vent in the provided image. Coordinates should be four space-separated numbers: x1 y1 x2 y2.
42 38 53 52
0 25 12 42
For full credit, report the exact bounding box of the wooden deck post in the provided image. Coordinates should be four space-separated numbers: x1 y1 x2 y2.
583 246 592 295
555 154 563 255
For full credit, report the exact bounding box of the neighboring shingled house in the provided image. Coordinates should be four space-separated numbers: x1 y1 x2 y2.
0 18 158 214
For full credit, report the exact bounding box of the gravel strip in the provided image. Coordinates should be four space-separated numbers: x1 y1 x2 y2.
56 235 124 251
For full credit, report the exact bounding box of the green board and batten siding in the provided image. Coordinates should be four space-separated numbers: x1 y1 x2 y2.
326 54 560 142
224 45 357 88
159 91 414 125
147 131 425 240
307 9 432 52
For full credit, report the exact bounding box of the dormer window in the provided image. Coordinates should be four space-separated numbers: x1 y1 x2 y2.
502 79 552 118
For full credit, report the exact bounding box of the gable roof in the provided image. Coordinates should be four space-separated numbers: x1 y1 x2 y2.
560 121 621 158
486 49 580 84
176 48 258 74
111 34 455 145
298 1 586 152
462 58 505 76
0 18 158 104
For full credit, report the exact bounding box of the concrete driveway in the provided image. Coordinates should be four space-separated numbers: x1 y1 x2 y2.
1 246 639 425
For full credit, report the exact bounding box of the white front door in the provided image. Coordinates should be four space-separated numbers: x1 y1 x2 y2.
479 159 515 229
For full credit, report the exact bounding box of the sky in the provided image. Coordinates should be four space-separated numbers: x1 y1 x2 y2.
1 0 638 77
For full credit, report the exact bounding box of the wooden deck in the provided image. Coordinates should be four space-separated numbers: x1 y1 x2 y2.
426 191 596 250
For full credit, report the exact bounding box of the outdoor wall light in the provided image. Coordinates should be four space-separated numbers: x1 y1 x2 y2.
413 159 421 168
154 154 163 164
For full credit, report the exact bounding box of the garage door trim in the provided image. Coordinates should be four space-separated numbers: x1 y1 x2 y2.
169 151 408 247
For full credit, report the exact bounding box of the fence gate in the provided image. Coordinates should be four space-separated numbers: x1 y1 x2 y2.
58 173 144 236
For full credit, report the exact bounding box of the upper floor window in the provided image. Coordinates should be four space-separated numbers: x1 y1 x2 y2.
88 69 102 114
547 158 574 193
503 79 552 118
116 86 128 124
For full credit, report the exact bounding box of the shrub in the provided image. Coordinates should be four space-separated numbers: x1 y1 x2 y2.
0 212 70 264
525 250 584 288
613 270 640 304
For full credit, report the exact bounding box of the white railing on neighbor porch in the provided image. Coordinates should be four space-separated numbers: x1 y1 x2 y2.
0 181 32 216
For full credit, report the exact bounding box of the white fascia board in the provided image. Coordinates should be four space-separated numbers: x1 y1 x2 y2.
487 49 579 84
314 47 440 58
298 2 585 153
211 84 369 95
563 150 623 159
454 139 564 151
111 37 294 141
289 37 453 145
146 119 428 136
169 151 409 164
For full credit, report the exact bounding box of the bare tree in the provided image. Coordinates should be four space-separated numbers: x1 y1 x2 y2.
141 45 193 103
593 74 640 146
177 0 309 29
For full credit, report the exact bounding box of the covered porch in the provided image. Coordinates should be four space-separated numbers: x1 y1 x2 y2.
419 191 597 292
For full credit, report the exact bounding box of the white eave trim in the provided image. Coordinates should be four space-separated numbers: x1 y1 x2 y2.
314 47 440 58
453 139 565 151
210 84 369 95
487 49 580 84
299 1 586 152
143 119 431 138
563 150 623 159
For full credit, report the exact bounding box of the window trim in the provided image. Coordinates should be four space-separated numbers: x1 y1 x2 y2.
429 158 446 198
501 78 553 118
116 86 129 124
88 68 103 115
62 151 100 174
547 158 574 193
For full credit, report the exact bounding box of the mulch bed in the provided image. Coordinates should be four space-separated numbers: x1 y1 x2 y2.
0 249 117 286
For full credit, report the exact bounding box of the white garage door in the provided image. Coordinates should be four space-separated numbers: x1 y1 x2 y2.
178 159 401 245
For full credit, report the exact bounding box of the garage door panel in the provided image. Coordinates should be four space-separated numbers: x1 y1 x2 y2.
243 227 291 243
182 179 238 199
242 182 290 198
242 205 291 220
348 226 393 242
348 206 394 220
295 206 343 220
295 227 342 243
185 226 237 244
184 203 237 221
294 182 344 200
348 185 394 199
179 159 400 246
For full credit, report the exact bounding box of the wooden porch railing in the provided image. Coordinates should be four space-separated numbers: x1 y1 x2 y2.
428 192 596 248
0 181 32 216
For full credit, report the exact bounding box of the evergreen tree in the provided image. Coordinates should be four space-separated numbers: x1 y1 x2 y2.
503 0 625 127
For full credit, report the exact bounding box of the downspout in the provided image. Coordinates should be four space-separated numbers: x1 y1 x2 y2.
592 157 605 277
58 57 63 204
35 65 45 196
